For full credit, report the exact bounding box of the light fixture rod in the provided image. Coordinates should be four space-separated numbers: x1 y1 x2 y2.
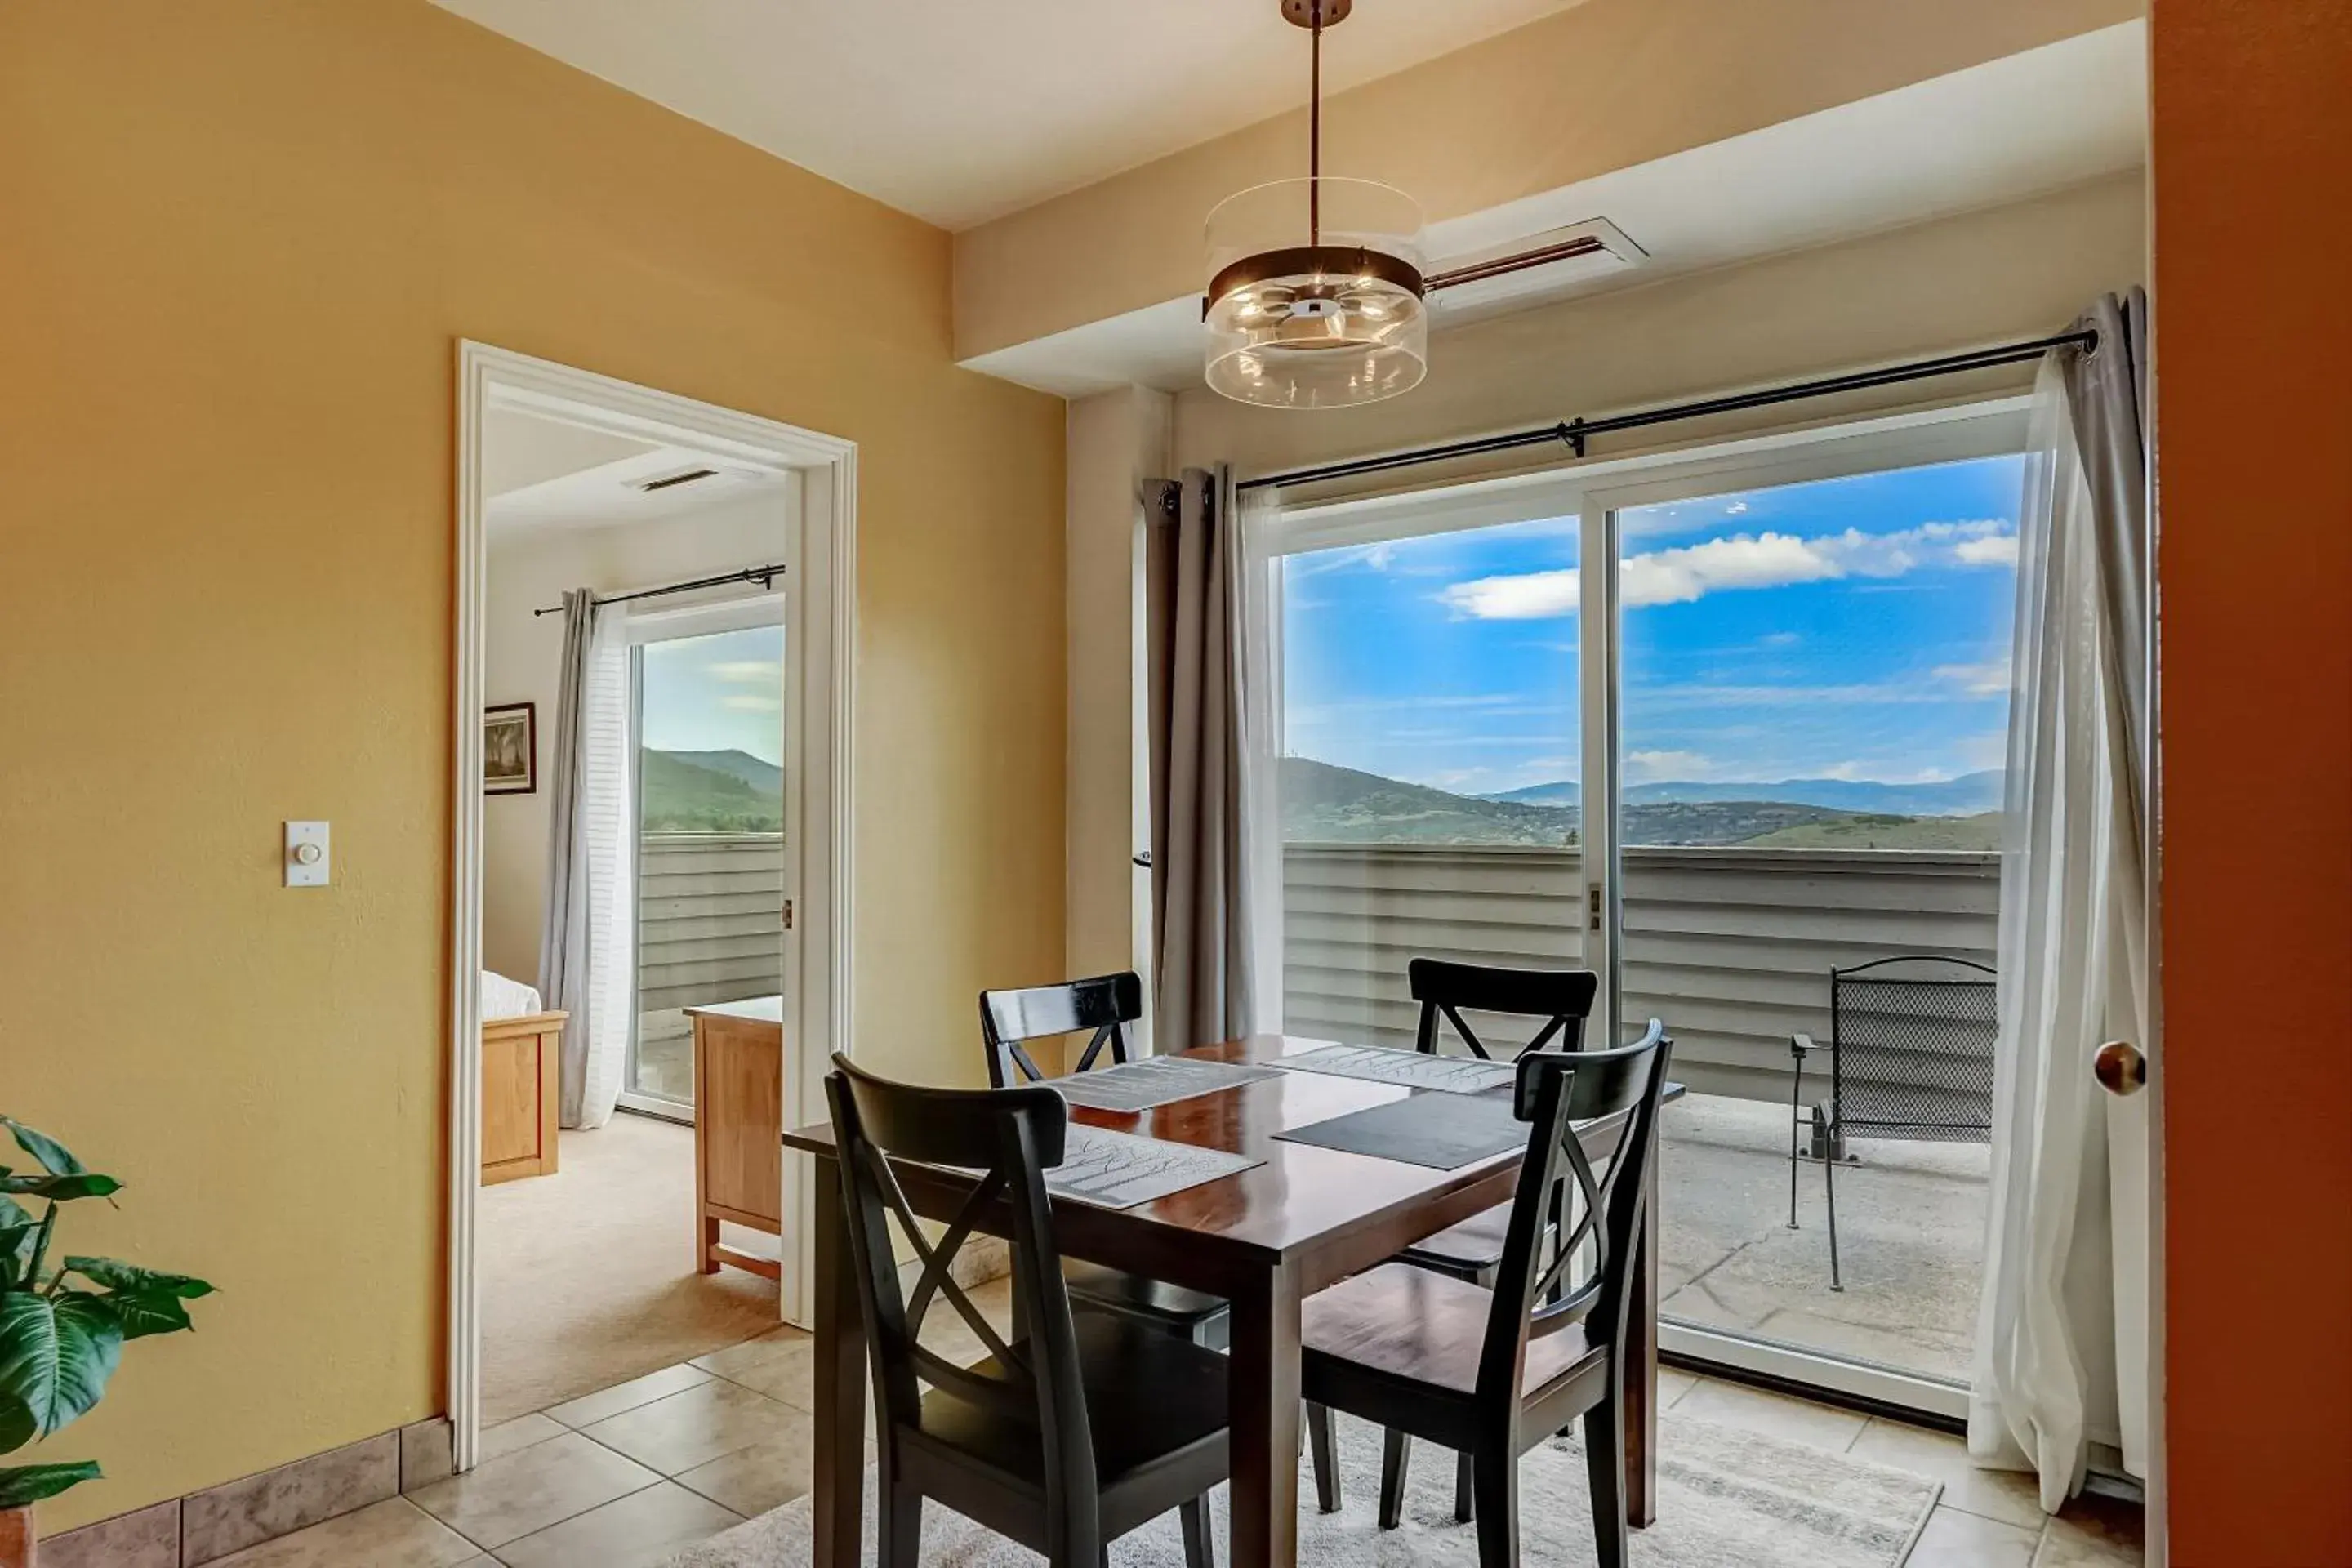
1308 2 1321 247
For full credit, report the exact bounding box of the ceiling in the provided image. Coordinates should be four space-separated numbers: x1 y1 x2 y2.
483 406 790 538
428 0 1582 229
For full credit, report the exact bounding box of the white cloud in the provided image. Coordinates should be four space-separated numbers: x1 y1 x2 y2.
1625 749 1715 782
722 693 782 712
1759 630 1802 648
1819 760 1867 781
1935 657 2013 697
1437 519 2016 621
708 660 781 684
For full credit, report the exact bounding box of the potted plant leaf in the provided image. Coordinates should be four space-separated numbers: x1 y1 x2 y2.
1 1117 212 1568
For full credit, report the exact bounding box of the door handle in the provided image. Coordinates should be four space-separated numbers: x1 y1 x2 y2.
2093 1040 2145 1096
1132 851 1152 868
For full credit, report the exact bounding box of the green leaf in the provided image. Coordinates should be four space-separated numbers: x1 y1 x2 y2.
0 1393 33 1455
1 1122 84 1178
0 1196 24 1227
0 1292 122 1437
61 1258 214 1301
0 1460 103 1508
103 1292 192 1342
0 1225 31 1290
0 1174 119 1202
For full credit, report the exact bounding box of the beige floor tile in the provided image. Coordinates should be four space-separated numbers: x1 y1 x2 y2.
477 1413 568 1466
693 1327 815 1409
2034 1493 2145 1566
491 1481 740 1568
407 1430 662 1548
544 1363 716 1430
580 1377 809 1477
1849 1418 2046 1530
670 1400 861 1519
1659 1366 1701 1409
1673 1377 1869 1454
203 1499 477 1568
1909 1503 2043 1568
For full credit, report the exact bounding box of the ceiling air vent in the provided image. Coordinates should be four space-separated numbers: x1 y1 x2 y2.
635 466 721 494
1425 218 1647 319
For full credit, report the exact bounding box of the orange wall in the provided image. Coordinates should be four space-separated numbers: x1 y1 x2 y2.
0 0 1064 1530
2152 2 2352 1561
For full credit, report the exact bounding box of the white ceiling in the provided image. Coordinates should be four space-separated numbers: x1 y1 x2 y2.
429 0 1581 229
483 406 791 538
965 23 2150 396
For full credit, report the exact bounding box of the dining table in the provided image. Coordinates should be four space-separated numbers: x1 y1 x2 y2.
783 1033 1676 1568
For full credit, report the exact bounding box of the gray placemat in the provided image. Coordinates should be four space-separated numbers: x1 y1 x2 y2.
1045 1126 1263 1208
1275 1042 1517 1096
1275 1090 1529 1170
1051 1055 1283 1114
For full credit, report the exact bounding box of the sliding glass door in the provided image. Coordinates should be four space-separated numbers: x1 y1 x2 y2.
1250 403 2031 1415
621 602 788 1117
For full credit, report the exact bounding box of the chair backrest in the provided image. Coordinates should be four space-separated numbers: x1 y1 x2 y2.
1477 1020 1673 1408
824 1054 1099 1530
978 972 1142 1088
1409 958 1600 1062
1829 956 1997 1143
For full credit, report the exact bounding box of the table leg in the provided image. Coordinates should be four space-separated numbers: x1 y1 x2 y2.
1227 1259 1303 1568
1624 1124 1660 1528
811 1157 865 1568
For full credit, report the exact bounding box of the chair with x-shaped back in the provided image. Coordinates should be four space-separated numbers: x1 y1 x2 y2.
826 1053 1228 1568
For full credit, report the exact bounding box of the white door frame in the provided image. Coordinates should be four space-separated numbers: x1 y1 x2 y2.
449 342 857 1471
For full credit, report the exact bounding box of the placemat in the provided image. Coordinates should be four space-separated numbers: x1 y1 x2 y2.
1045 1126 1263 1208
1051 1055 1283 1114
1274 1042 1517 1096
1275 1090 1528 1170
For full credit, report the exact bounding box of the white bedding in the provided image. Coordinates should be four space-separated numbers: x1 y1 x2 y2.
481 969 545 1020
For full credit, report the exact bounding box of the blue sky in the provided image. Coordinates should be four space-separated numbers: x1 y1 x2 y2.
1281 454 2025 795
639 623 785 765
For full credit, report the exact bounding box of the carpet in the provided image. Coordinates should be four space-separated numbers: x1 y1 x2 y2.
666 1410 1940 1567
480 1112 779 1423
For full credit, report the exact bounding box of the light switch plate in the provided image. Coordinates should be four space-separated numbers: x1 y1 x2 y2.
284 821 330 888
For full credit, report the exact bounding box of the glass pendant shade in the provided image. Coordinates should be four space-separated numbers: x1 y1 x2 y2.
1204 177 1428 408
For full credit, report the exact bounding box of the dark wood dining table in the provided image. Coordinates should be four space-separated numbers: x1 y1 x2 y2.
783 1034 1673 1568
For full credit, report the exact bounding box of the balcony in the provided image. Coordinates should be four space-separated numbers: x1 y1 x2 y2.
632 831 788 1103
1283 841 1998 1385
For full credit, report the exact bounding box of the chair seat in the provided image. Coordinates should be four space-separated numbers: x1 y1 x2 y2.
913 1314 1230 1502
1062 1258 1229 1330
1302 1263 1601 1397
1396 1203 1512 1278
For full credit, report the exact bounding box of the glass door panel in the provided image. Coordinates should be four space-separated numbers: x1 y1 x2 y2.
1612 455 2025 1392
1274 515 1583 1051
627 621 787 1110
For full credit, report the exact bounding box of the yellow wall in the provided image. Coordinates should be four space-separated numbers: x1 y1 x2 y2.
0 1 1064 1530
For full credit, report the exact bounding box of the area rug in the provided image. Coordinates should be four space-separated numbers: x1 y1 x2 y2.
666 1410 1941 1567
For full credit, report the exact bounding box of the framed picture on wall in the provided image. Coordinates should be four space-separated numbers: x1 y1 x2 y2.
484 702 537 795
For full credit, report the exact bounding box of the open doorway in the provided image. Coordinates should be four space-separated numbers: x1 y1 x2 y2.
450 345 854 1472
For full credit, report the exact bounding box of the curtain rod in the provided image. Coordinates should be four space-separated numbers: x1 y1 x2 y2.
1234 329 2097 494
531 564 786 617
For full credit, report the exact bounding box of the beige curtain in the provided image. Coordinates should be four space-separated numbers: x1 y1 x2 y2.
1146 466 1258 1049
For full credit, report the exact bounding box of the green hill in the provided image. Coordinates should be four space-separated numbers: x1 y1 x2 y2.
640 748 782 832
1738 811 2003 850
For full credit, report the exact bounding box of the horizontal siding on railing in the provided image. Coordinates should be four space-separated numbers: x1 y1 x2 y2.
637 833 785 1056
1281 842 1999 1104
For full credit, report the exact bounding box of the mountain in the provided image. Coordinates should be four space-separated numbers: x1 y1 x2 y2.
1488 771 2002 817
1740 812 2003 850
1281 757 1576 846
641 748 782 833
663 749 782 795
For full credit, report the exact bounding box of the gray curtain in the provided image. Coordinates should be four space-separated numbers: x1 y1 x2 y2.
538 587 602 1128
2062 287 2151 836
1147 466 1257 1049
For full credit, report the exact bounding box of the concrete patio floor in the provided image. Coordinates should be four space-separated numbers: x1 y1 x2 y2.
1657 1092 1989 1383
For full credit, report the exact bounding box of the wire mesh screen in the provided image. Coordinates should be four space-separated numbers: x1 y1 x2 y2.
1831 959 1997 1144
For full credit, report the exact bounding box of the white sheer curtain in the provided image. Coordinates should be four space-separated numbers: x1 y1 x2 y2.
1971 349 2149 1508
539 590 636 1129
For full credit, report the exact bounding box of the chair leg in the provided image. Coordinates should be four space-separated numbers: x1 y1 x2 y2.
1179 1494 1215 1568
1307 1401 1342 1513
1582 1395 1628 1568
1824 1125 1844 1292
1379 1428 1411 1530
878 1464 923 1568
1472 1444 1520 1568
1454 1447 1476 1523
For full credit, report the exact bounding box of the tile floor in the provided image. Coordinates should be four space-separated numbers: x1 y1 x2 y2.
212 1279 2141 1567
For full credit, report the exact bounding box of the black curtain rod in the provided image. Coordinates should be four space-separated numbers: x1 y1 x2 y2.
532 564 786 617
1235 329 2097 494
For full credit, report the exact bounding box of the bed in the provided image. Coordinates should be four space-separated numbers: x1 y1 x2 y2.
481 971 567 1186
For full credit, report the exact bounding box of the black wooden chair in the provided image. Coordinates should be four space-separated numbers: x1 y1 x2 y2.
1298 1022 1673 1568
826 1053 1228 1568
979 973 1231 1347
1787 956 1997 1290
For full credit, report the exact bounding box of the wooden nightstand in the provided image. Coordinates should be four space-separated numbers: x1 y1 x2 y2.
687 996 784 1277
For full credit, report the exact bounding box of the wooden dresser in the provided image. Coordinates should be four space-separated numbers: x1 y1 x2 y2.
686 996 783 1278
480 1009 567 1185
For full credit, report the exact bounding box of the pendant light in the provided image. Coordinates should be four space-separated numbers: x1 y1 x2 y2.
1203 0 1428 408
